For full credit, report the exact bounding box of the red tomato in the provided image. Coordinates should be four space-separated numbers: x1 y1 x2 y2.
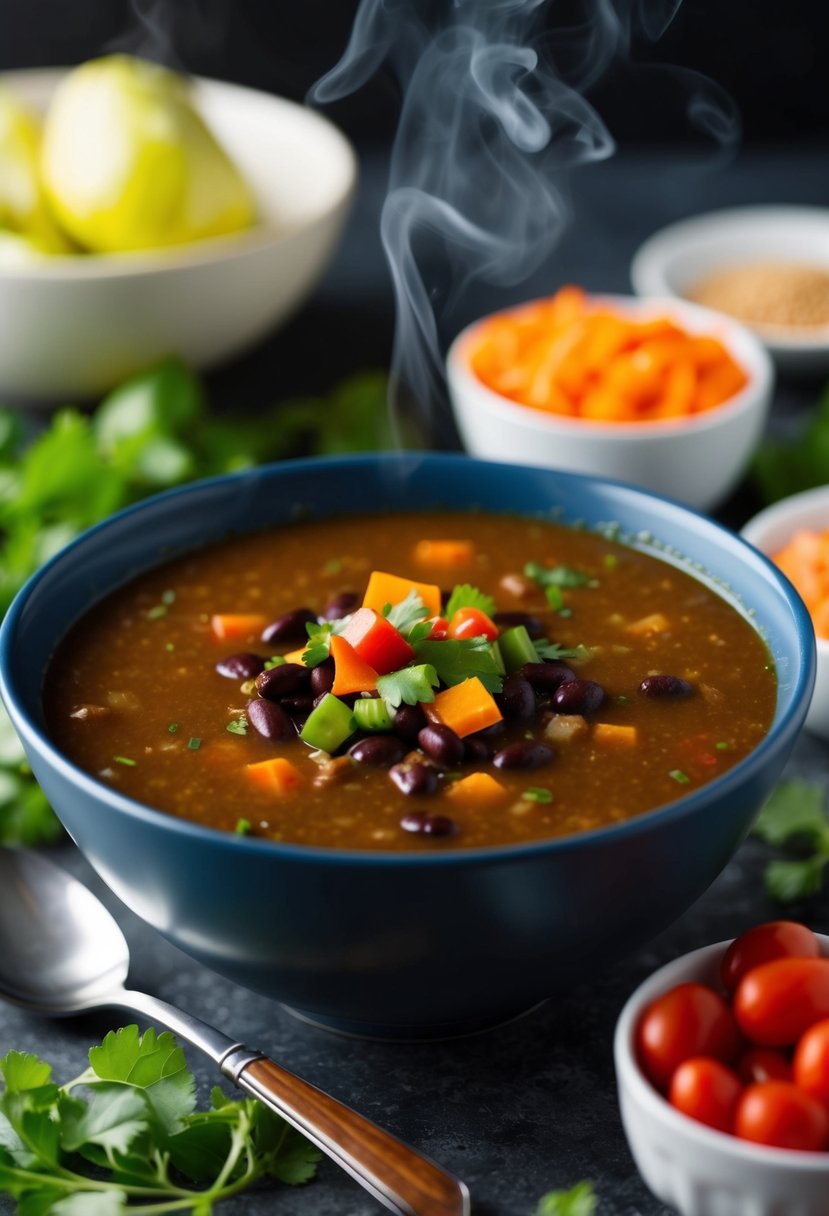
669 1057 742 1133
734 958 829 1047
793 1018 829 1103
721 921 819 993
738 1047 792 1085
447 607 499 642
427 616 449 640
735 1081 829 1151
636 982 739 1091
341 608 415 675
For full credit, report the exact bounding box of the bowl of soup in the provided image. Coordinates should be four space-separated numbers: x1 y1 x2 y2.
0 455 814 1037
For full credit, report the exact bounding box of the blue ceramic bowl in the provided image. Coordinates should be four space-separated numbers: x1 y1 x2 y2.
0 455 815 1038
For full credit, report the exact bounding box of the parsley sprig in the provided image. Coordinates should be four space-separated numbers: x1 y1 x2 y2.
376 664 439 711
444 584 496 620
0 1025 319 1213
752 780 829 902
538 1180 597 1216
524 562 593 590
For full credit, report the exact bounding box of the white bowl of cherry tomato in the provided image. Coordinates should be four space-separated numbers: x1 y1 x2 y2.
614 922 829 1216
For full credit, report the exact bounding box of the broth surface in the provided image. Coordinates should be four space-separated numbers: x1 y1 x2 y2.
45 511 776 851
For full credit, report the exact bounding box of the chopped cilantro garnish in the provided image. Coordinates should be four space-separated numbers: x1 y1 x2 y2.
302 617 351 667
167 723 178 733
406 618 435 644
227 714 248 736
165 642 175 652
603 554 618 570
187 737 201 751
264 655 287 670
525 561 592 590
385 588 430 634
715 740 729 751
113 756 136 766
752 779 829 902
534 639 593 664
522 787 553 804
444 583 496 620
235 817 252 835
161 589 176 605
414 637 502 693
376 664 439 710
545 585 565 612
146 604 167 620
669 769 690 784
538 1180 597 1216
616 695 631 705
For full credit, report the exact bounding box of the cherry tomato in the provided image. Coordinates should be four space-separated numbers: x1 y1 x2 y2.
636 982 739 1090
734 958 829 1046
721 921 819 993
793 1018 829 1103
738 1047 792 1085
668 1057 742 1133
735 1081 829 1151
447 607 499 642
426 616 449 640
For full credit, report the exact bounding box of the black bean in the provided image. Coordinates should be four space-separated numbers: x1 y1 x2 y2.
261 608 317 646
639 674 694 699
552 679 605 715
349 736 405 767
246 698 295 741
521 662 576 692
322 592 359 621
493 740 554 770
390 763 439 797
394 702 427 743
498 673 535 721
492 611 544 639
215 652 266 680
310 659 335 697
475 719 506 739
255 663 310 700
417 723 465 767
282 695 313 715
400 810 457 837
463 736 492 762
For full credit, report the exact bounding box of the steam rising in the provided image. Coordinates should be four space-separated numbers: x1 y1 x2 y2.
314 0 739 444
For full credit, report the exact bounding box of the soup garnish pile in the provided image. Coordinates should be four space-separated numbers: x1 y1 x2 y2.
45 511 776 851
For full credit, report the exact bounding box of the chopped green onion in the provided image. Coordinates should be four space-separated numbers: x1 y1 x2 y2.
165 642 175 652
300 693 355 753
353 698 393 732
114 756 136 767
146 604 167 621
167 723 179 733
603 554 618 569
490 640 506 675
522 787 553 804
498 625 537 673
715 741 730 751
161 589 176 605
616 695 631 705
235 818 252 835
545 585 565 612
669 769 690 784
188 737 202 751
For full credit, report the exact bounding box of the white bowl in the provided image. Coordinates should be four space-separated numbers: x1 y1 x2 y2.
0 68 357 399
446 295 774 513
742 486 829 738
615 935 829 1216
631 207 829 374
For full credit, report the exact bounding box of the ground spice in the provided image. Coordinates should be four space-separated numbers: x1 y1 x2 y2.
689 262 829 331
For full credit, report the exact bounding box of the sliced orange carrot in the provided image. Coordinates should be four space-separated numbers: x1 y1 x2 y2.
446 771 507 805
412 539 476 567
361 570 442 618
245 757 304 795
330 634 379 695
424 676 502 738
593 722 638 747
210 613 267 642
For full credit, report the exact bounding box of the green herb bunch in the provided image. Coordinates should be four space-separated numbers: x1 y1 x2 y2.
752 779 829 902
0 1025 320 1214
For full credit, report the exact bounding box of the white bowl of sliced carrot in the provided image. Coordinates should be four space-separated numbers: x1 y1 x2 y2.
742 487 829 738
447 289 774 512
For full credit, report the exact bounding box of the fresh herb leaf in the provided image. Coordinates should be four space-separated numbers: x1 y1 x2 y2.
752 780 829 902
302 616 352 667
414 638 503 693
235 818 252 836
444 584 495 620
376 664 439 710
765 856 829 903
385 588 430 634
406 619 435 645
751 386 829 504
669 769 690 784
264 655 287 670
538 1180 598 1216
522 787 553 804
0 1027 320 1212
226 714 248 736
187 738 201 751
525 562 592 590
534 639 593 664
545 585 565 612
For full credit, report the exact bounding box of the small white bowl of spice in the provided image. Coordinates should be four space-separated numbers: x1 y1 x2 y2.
631 206 829 374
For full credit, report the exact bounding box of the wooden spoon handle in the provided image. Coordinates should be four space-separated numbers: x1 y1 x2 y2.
235 1055 470 1216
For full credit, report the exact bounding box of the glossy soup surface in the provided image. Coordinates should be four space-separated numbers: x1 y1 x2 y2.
45 511 776 851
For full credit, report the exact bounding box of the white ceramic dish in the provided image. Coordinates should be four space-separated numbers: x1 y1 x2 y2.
446 294 774 513
615 935 829 1216
742 486 829 738
0 68 357 399
631 206 829 374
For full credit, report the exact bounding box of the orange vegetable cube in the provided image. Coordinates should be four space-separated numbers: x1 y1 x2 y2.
593 723 638 747
446 771 507 805
329 635 379 695
245 757 304 795
626 612 670 636
424 677 503 738
210 613 267 642
412 539 475 567
362 571 442 618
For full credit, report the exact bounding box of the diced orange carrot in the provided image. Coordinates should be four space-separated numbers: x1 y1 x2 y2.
446 771 507 805
773 528 829 640
329 634 379 695
362 570 442 617
593 722 639 747
626 612 670 636
412 539 476 567
210 613 268 642
424 676 503 738
246 757 304 795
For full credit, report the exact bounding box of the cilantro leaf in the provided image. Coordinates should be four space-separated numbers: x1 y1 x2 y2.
444 583 495 619
534 639 593 664
376 664 439 710
302 616 352 668
58 1087 148 1156
538 1180 598 1216
384 589 430 634
765 856 829 903
87 1027 195 1135
0 1054 53 1094
414 639 503 693
525 562 592 590
753 780 829 850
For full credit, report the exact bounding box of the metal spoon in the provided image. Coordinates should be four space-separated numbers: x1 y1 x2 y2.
0 847 470 1216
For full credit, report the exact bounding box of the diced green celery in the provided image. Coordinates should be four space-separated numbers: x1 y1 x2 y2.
300 694 355 752
353 698 393 732
490 640 505 675
498 625 537 673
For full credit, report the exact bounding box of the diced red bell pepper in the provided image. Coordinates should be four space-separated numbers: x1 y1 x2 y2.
341 608 415 675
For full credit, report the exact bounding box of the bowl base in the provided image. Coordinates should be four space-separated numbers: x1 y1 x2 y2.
279 998 547 1041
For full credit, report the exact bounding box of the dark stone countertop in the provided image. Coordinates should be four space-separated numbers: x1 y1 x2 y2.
2 146 829 1215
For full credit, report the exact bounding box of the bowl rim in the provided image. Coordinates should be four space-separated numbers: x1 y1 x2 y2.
614 934 829 1171
0 452 814 867
0 66 358 282
447 292 773 440
630 205 829 355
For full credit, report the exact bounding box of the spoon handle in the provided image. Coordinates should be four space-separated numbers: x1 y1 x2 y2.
226 1052 470 1216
